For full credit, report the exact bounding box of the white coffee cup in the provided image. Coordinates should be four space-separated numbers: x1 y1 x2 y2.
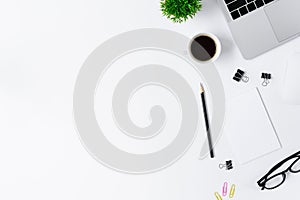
188 33 221 63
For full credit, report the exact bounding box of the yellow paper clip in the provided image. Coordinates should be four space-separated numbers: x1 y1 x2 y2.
229 184 236 198
214 192 222 200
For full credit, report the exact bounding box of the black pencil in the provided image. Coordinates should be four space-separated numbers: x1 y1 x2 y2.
200 83 214 158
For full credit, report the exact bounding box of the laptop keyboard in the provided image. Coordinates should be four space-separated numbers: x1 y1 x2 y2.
225 0 275 20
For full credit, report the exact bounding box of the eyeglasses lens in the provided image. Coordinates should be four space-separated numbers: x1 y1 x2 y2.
264 174 285 189
290 157 300 173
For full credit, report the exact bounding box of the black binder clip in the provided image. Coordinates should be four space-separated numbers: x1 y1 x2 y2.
219 160 233 170
233 69 249 83
261 73 271 86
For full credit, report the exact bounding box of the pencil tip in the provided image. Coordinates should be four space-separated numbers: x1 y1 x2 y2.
200 83 204 93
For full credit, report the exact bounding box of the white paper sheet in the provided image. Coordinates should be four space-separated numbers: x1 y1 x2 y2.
225 88 281 164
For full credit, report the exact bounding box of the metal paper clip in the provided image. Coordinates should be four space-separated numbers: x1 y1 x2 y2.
229 184 236 198
222 182 228 196
214 192 222 200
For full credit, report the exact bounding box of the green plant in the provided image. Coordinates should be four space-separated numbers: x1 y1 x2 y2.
161 0 202 23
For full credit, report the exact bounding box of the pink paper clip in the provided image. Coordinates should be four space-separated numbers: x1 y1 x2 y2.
222 182 228 197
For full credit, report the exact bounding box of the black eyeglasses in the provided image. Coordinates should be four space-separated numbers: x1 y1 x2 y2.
257 150 300 190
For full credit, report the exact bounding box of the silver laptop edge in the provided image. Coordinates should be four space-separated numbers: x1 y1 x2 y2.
217 0 300 59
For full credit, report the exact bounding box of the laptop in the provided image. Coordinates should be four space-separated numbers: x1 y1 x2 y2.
218 0 300 59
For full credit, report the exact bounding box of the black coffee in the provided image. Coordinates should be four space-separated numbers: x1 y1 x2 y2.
190 35 217 61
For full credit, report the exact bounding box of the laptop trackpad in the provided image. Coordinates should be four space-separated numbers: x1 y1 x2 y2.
265 0 300 42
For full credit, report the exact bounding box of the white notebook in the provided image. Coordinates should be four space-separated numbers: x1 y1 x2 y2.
226 88 281 164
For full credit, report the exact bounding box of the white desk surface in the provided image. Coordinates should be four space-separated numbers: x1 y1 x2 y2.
1 0 300 199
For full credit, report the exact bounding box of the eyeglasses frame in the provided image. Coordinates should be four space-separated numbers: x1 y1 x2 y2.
257 150 300 190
